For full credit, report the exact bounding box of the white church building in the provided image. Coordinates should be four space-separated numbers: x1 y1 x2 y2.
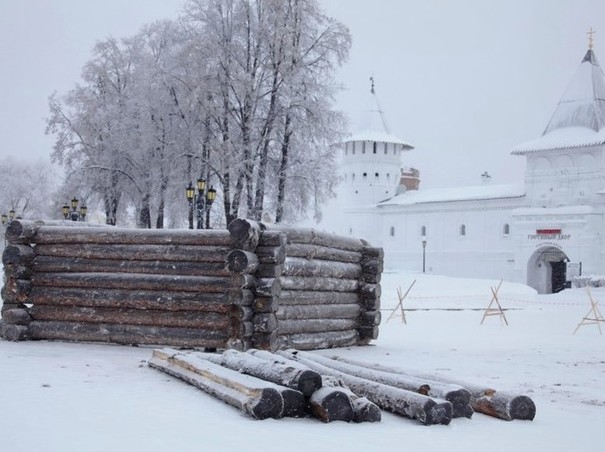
327 44 605 294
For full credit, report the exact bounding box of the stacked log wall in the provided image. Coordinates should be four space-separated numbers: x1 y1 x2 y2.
1 219 383 351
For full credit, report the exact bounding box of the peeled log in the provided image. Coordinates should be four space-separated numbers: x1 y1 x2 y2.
29 305 231 329
34 243 231 262
280 276 358 292
329 357 534 421
282 258 361 279
33 256 230 277
31 272 235 293
260 223 365 252
283 243 361 264
195 349 322 397
226 250 259 274
309 387 354 423
278 319 358 335
28 320 229 348
149 349 283 420
2 244 35 266
278 330 359 351
296 352 472 419
32 225 232 246
279 291 360 306
276 304 360 320
278 350 452 426
227 218 262 251
27 286 239 312
323 377 381 423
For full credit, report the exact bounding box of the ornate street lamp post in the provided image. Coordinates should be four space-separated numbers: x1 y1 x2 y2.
185 177 217 229
422 235 427 274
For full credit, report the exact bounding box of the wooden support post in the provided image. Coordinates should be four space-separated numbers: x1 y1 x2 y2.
387 280 416 324
573 286 605 335
480 280 508 325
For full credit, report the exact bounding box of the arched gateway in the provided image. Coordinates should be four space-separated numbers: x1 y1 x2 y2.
527 246 570 294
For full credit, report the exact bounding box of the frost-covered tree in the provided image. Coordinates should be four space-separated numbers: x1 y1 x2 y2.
0 157 57 220
46 0 350 227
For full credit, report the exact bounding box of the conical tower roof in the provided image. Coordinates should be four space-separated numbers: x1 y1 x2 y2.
345 78 414 149
512 46 605 154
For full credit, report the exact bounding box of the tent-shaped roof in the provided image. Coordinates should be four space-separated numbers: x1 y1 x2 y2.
344 79 414 148
512 48 605 154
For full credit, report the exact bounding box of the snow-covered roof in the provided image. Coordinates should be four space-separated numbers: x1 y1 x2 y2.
512 49 605 154
343 80 413 149
512 205 596 216
378 183 525 207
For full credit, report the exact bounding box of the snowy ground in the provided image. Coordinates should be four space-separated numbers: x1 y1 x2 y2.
1 271 604 452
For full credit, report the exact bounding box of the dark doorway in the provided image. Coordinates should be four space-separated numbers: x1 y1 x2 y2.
551 261 567 293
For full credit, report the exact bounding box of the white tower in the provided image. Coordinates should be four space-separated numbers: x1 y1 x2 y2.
340 78 414 209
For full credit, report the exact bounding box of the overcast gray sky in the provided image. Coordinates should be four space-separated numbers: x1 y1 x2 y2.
1 0 604 189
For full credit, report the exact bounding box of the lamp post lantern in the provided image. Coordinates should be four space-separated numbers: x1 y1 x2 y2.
422 236 427 274
62 198 87 221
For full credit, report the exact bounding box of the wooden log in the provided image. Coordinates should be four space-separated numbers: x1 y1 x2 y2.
28 320 230 347
276 304 361 320
27 286 241 312
358 326 380 342
260 224 365 252
28 305 232 329
281 257 361 279
252 296 279 313
3 278 32 302
362 295 381 311
322 376 381 423
2 244 35 265
226 338 252 351
1 308 32 325
31 272 235 293
33 243 231 262
32 256 230 277
278 350 453 425
3 264 32 279
4 219 42 244
280 276 358 292
328 357 532 421
230 306 253 321
227 218 262 251
256 230 288 247
360 283 381 299
309 387 354 422
0 301 27 313
255 263 283 278
149 349 283 420
253 278 281 297
294 352 472 419
252 313 278 333
252 330 279 351
360 310 382 326
231 273 256 290
278 330 359 351
232 321 254 339
283 243 361 263
255 246 286 265
0 320 29 341
225 250 259 274
32 226 232 246
279 291 360 306
194 349 316 407
278 319 359 335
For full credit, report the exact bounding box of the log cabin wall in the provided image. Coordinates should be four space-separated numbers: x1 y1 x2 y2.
1 219 383 351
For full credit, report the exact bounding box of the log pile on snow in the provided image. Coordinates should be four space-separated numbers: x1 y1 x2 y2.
1 219 383 351
148 348 536 424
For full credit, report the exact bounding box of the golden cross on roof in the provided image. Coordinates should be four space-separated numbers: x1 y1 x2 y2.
587 27 596 49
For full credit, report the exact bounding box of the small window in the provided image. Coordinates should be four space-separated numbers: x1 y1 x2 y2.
390 226 395 237
362 142 366 154
352 173 355 182
421 225 427 236
363 172 367 178
459 224 466 236
373 142 377 154
503 223 510 235
384 142 388 154
375 172 379 178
